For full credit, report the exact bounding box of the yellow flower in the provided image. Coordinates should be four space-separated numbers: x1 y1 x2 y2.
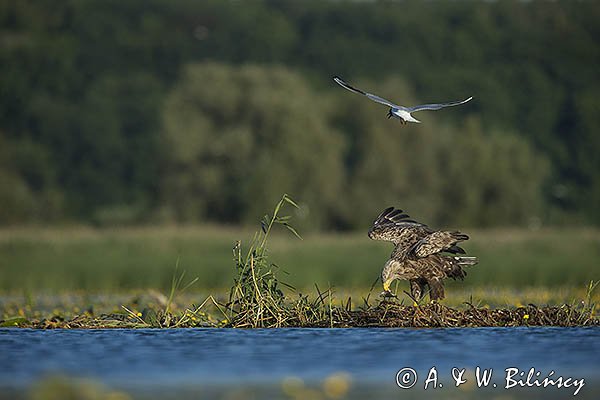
523 314 529 320
136 312 142 317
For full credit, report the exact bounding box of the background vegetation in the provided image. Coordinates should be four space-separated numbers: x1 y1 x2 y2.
1 0 599 229
0 1 597 309
1 226 597 293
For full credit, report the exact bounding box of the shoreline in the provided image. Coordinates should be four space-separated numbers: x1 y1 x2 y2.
3 302 597 329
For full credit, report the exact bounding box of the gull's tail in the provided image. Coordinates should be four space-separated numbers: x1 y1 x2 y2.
406 114 421 123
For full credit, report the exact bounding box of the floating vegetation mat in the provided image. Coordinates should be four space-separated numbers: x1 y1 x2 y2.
323 302 599 328
2 301 597 329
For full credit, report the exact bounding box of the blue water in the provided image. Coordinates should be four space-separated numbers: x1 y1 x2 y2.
1 327 599 399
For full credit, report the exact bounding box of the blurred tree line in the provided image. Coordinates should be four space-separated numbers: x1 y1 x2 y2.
0 0 598 228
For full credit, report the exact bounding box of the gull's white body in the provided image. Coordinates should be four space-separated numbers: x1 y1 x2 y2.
391 108 421 123
333 76 472 124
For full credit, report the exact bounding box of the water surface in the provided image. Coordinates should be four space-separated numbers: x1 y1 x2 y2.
1 327 598 399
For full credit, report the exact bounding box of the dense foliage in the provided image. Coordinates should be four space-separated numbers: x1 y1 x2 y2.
0 0 598 228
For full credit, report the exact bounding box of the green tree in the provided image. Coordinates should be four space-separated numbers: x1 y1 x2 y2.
434 118 550 227
1 0 598 226
160 62 345 229
0 132 62 223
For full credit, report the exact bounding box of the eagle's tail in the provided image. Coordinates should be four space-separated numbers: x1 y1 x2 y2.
445 256 478 280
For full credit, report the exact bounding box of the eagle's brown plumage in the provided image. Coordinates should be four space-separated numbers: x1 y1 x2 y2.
369 207 477 301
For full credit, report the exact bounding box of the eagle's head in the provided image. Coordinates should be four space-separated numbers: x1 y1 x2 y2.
381 259 402 292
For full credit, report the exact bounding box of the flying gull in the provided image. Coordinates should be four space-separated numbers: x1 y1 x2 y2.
333 76 472 124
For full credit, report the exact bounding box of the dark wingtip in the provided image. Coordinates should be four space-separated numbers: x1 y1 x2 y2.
373 206 394 225
387 209 402 218
373 207 421 226
376 206 394 219
448 245 466 254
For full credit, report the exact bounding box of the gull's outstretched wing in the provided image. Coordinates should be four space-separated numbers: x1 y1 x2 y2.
406 97 473 112
333 76 400 109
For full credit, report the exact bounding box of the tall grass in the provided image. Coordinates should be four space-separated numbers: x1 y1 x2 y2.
227 195 300 328
226 194 299 327
222 194 344 328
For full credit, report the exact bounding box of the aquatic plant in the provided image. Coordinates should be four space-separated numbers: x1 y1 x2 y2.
225 194 303 328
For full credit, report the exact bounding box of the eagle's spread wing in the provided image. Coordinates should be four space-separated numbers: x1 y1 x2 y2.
369 208 431 259
411 231 469 258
